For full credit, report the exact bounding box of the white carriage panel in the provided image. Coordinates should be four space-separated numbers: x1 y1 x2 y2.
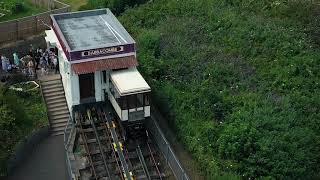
145 106 150 117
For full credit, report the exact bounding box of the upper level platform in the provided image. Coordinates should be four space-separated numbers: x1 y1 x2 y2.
51 9 136 62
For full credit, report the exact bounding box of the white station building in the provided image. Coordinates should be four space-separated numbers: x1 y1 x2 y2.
45 9 151 122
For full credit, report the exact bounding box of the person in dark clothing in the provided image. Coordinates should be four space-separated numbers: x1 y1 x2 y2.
28 49 34 58
53 56 59 74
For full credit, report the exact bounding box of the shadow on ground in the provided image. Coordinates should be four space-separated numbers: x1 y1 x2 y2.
8 135 69 180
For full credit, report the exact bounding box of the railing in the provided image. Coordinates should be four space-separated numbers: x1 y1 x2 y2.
63 115 76 180
146 117 189 180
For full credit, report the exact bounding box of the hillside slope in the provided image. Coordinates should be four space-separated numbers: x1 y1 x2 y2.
118 0 320 179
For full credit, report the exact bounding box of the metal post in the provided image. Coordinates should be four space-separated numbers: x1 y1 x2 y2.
16 20 19 40
181 170 185 180
166 143 169 165
35 16 38 33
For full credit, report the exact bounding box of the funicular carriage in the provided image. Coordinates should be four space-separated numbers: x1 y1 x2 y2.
44 9 166 180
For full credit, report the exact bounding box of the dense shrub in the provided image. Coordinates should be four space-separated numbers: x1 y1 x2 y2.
11 2 25 14
118 0 320 178
0 83 47 175
79 0 148 14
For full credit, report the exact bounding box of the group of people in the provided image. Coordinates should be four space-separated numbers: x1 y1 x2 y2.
0 45 59 78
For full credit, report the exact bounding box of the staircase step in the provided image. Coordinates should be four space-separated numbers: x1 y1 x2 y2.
51 118 69 124
51 125 65 132
43 90 65 98
41 83 63 90
46 97 66 105
44 93 65 101
49 109 69 116
47 101 67 109
41 79 61 86
42 86 64 94
40 74 61 82
51 113 69 121
51 121 67 129
47 105 68 113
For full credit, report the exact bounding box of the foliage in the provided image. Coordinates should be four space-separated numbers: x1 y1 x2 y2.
79 0 148 14
117 0 320 179
0 0 46 22
0 83 48 175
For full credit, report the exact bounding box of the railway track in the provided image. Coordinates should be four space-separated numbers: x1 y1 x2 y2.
75 104 166 180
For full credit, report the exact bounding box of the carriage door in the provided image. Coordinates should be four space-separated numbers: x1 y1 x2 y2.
79 73 95 103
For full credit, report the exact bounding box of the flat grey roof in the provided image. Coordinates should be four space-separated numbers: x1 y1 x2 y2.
52 9 135 51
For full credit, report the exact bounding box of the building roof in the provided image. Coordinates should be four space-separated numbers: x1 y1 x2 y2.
71 55 138 74
110 68 151 96
51 9 135 52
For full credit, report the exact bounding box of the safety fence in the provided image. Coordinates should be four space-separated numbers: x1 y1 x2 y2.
0 0 70 46
146 117 190 180
64 115 76 180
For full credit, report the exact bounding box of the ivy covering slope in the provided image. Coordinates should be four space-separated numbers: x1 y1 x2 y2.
116 0 320 179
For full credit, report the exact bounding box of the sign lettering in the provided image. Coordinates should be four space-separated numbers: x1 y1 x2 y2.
81 46 124 57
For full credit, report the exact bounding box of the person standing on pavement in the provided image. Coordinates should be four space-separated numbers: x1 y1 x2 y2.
13 52 20 68
53 56 59 74
27 60 34 76
1 55 7 72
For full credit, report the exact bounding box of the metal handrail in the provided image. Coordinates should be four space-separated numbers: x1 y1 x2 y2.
147 117 190 180
63 115 74 151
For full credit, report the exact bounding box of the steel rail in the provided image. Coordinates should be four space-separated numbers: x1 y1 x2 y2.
146 130 163 180
76 112 97 180
86 109 112 179
136 145 152 180
98 108 124 180
102 111 133 180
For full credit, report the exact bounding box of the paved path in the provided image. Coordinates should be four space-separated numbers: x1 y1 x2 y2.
8 135 69 180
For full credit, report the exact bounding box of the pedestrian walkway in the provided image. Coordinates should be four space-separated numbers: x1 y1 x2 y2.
8 136 69 180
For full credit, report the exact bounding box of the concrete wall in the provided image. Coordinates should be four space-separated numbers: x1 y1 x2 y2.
0 0 70 47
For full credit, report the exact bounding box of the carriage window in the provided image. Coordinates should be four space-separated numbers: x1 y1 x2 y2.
137 94 143 107
144 93 150 106
119 96 128 109
128 94 137 109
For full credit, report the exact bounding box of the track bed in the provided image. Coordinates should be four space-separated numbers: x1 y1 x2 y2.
72 104 171 180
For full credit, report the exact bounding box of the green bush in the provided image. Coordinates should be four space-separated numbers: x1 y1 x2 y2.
11 2 25 14
79 0 148 14
0 84 48 175
118 0 320 178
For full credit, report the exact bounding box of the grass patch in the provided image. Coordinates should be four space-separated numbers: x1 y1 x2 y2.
59 0 88 11
0 0 46 22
